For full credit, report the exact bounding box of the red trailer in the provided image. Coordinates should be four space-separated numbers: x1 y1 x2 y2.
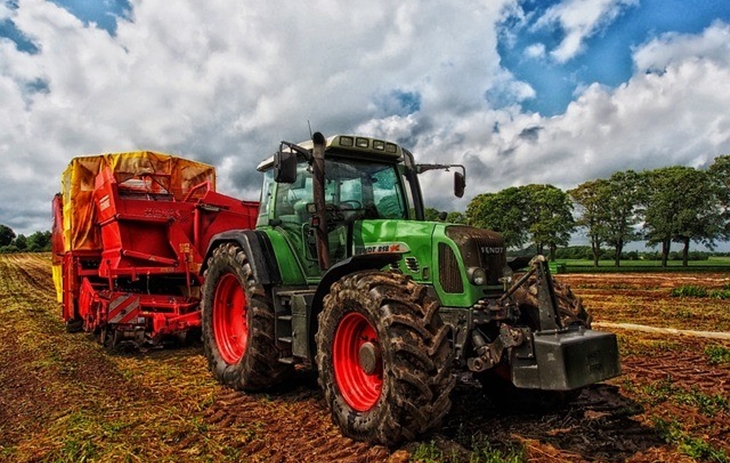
52 151 257 348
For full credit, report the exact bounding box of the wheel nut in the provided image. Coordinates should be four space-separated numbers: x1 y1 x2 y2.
358 341 381 375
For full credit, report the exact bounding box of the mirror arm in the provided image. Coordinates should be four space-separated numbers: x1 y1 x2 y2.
279 141 312 162
417 163 465 178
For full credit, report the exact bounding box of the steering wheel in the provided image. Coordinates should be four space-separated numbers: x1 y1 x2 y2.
338 200 363 210
325 203 345 222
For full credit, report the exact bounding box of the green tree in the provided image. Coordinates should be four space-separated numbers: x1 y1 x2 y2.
708 154 730 239
603 171 644 267
424 207 443 221
14 234 27 251
445 211 466 224
467 184 574 259
27 231 52 251
0 224 15 247
569 179 610 267
643 166 722 267
466 188 530 248
523 184 575 259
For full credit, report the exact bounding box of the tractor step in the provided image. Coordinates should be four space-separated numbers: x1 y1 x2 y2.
278 356 296 365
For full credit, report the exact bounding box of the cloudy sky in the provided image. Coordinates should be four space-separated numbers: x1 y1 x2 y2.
1 0 730 237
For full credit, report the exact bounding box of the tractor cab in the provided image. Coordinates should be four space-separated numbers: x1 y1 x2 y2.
258 135 412 280
255 133 464 281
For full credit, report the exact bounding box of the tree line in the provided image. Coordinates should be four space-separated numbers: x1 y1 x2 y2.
3 154 729 265
0 225 52 253
450 155 730 267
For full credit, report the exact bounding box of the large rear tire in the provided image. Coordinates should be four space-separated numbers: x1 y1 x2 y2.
316 270 455 446
202 243 292 390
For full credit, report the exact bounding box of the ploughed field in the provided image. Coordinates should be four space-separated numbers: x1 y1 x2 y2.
1 254 729 462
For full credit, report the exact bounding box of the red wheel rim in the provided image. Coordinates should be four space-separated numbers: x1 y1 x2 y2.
333 312 383 412
213 273 248 364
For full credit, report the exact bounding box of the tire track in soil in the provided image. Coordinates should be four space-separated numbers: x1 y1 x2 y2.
203 377 668 462
620 348 730 459
203 372 391 463
0 255 199 457
440 382 664 463
0 256 134 444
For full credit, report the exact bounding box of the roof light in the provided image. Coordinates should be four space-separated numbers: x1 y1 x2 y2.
356 138 369 148
339 136 354 147
373 140 385 151
385 143 398 154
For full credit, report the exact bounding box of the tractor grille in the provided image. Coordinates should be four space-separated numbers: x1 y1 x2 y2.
445 226 506 285
439 243 463 293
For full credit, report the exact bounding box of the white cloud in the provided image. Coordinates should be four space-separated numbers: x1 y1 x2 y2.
454 21 730 197
1 0 730 238
534 0 638 63
0 0 515 233
633 19 730 72
524 43 546 59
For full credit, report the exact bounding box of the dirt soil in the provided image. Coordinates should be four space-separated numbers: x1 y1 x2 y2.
1 254 729 462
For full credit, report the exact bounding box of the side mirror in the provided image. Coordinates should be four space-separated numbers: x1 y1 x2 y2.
454 171 465 198
274 150 297 183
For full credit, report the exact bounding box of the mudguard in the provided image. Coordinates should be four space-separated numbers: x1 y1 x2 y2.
202 229 281 285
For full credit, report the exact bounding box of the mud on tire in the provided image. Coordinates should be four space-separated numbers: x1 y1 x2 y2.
202 242 292 390
316 270 455 446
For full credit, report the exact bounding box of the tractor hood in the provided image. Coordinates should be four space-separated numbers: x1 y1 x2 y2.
352 220 507 306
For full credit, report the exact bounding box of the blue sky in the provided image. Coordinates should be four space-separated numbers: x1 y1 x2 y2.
498 0 730 115
1 0 730 256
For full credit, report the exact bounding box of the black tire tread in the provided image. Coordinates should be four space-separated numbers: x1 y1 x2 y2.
202 242 292 391
315 270 454 446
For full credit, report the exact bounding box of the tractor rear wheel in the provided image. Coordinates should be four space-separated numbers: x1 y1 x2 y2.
316 270 454 446
202 243 292 390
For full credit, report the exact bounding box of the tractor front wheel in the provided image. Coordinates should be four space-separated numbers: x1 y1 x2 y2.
513 276 592 328
316 270 455 446
202 243 292 390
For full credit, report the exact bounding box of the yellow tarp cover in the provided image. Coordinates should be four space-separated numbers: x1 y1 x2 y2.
61 151 217 252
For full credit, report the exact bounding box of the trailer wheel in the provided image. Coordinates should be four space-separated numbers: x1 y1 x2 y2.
316 270 455 446
65 319 84 333
513 276 592 328
202 243 292 390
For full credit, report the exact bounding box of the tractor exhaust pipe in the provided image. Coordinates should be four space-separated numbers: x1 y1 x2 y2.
311 132 330 270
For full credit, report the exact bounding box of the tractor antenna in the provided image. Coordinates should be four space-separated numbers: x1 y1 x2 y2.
307 120 313 138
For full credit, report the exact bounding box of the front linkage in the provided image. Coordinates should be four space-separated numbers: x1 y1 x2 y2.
447 255 621 392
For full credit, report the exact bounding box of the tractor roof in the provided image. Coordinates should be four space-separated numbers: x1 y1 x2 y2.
257 134 403 171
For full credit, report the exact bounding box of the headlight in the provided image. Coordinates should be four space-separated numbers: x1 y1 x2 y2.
498 266 514 289
467 267 487 286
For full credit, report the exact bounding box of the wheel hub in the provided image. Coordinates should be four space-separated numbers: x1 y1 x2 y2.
358 341 381 375
333 312 383 411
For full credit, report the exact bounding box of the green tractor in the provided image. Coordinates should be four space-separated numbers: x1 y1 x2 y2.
200 132 620 445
